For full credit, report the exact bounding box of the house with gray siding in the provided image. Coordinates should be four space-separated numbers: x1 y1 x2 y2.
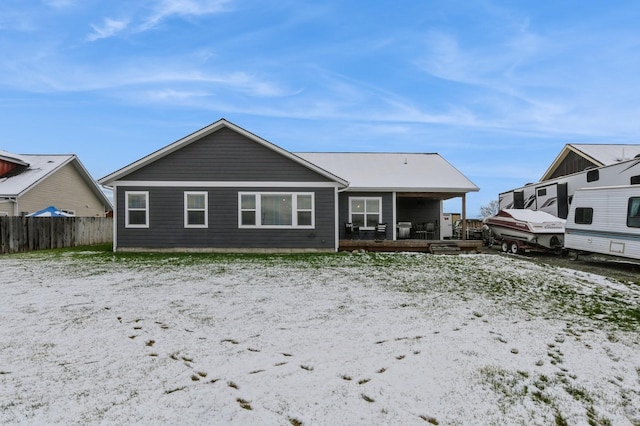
99 119 478 252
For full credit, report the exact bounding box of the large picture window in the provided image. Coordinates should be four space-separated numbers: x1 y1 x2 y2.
125 191 149 228
184 191 208 228
349 197 381 229
628 197 640 228
239 192 314 228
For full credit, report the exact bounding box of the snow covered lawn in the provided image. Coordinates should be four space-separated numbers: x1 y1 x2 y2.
1 251 639 425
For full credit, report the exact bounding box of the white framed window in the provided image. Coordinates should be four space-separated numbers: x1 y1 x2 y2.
349 197 381 229
184 191 208 228
238 192 315 228
125 191 149 228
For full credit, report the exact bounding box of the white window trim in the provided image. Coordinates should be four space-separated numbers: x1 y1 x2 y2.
125 191 149 228
184 191 208 228
349 196 382 230
238 192 315 229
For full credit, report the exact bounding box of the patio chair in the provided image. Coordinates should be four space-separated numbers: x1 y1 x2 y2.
425 221 436 239
374 223 387 240
345 222 359 239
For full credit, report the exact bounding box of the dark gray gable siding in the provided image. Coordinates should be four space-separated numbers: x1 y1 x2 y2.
116 186 336 250
338 192 393 239
124 127 333 183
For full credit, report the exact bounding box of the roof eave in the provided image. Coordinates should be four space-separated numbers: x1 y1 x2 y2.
540 144 605 181
344 187 480 193
17 156 112 209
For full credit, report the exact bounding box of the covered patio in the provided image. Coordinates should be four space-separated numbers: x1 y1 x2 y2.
295 152 480 251
339 191 481 253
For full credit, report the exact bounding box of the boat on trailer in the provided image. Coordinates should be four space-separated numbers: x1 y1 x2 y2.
485 209 566 254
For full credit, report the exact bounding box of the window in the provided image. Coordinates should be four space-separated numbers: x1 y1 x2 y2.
574 207 593 225
631 175 640 185
628 197 640 228
537 188 547 196
349 197 381 229
586 169 599 182
126 191 149 228
238 192 314 228
184 192 208 228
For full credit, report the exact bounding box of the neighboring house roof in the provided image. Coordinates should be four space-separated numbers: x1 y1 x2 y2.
0 150 112 208
98 119 349 187
295 152 479 195
541 144 640 181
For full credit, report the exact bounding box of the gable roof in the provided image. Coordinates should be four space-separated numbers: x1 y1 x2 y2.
0 150 112 208
98 119 349 187
295 152 479 195
541 143 640 181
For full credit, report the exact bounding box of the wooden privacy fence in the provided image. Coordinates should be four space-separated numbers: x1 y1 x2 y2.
0 217 113 254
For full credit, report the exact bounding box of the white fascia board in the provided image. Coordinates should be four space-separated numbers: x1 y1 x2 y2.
343 186 480 193
111 180 343 188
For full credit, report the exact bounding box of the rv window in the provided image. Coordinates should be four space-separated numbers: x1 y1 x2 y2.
631 175 640 185
628 197 640 228
574 207 593 225
537 188 547 196
586 170 599 182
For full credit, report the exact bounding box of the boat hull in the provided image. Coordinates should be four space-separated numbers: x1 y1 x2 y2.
485 210 565 250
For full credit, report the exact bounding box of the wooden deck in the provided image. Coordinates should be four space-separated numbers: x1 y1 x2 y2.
339 239 483 254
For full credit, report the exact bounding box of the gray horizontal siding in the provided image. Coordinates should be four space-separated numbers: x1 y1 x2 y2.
116 187 336 250
124 127 332 183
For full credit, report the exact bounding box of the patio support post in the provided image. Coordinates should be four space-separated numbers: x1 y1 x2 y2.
461 193 467 240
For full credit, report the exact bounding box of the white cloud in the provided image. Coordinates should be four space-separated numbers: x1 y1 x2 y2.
86 18 130 41
141 0 231 31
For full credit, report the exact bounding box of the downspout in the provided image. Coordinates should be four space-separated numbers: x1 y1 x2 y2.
0 197 17 216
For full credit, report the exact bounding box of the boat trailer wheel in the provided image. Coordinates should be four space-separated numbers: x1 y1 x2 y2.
501 241 509 253
510 242 519 254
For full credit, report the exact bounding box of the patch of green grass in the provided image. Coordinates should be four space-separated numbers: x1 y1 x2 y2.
564 385 591 403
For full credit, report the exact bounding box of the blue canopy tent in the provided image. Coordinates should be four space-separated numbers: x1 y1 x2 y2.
26 206 74 217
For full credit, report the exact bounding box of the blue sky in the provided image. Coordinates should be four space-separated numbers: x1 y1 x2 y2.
2 0 640 216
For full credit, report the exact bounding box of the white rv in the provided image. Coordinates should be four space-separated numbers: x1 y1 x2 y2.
564 185 640 261
499 158 640 219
